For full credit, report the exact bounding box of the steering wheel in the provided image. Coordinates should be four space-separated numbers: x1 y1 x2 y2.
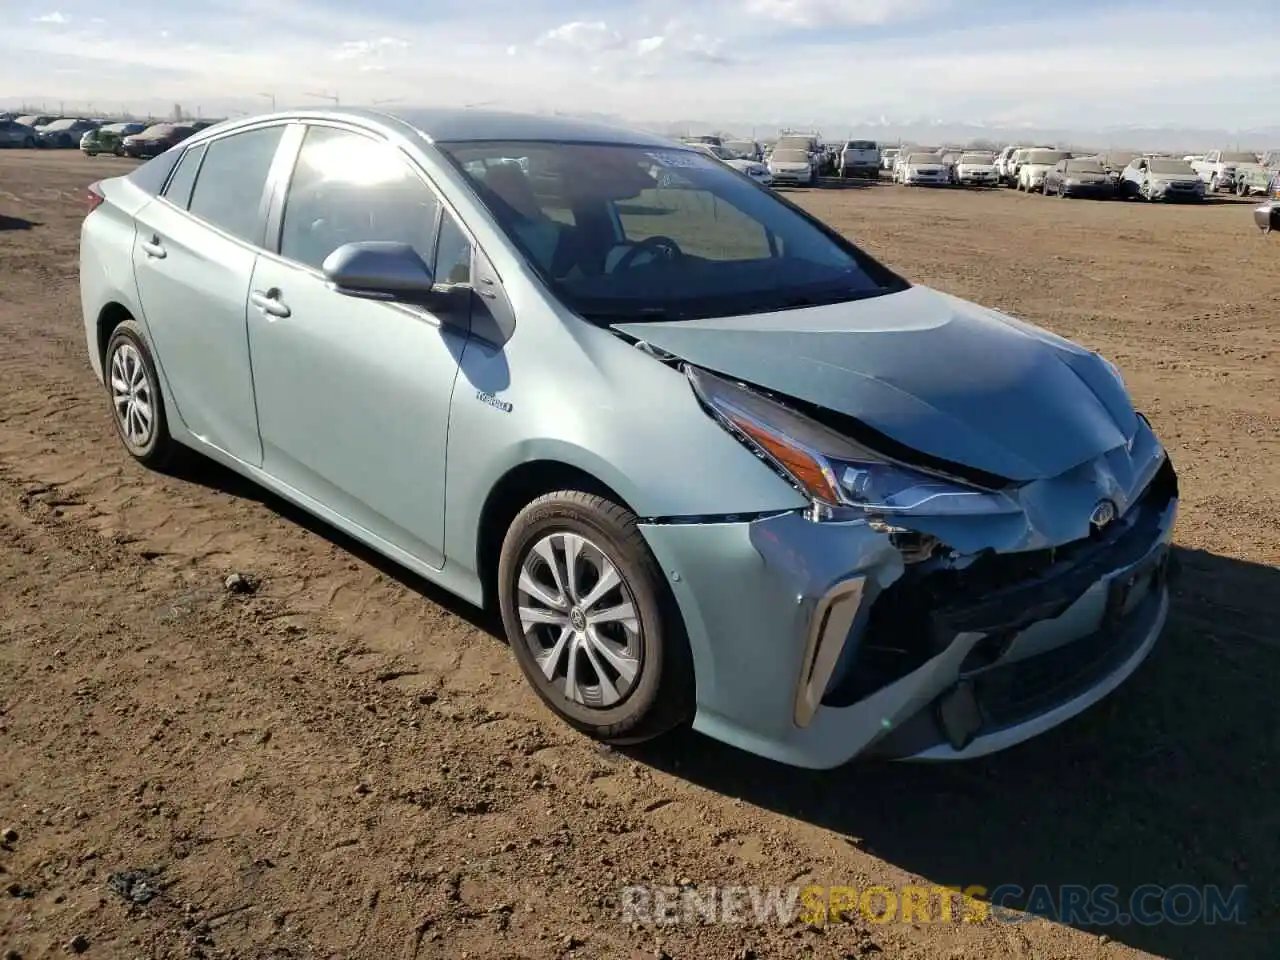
614 235 684 272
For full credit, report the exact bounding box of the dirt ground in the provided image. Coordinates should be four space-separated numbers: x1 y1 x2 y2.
1 151 1277 960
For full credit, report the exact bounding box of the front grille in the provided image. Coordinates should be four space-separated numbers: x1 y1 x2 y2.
971 583 1160 727
822 457 1177 706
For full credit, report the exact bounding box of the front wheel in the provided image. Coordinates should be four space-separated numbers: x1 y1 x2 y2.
498 491 694 744
23 136 35 148
104 320 176 469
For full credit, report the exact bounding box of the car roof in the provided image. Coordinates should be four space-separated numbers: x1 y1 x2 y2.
378 106 679 146
184 106 685 150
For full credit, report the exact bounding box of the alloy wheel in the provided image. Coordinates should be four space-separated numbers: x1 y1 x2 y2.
516 531 642 709
109 342 155 449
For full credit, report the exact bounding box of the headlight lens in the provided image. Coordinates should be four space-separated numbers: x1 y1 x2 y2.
687 366 1019 517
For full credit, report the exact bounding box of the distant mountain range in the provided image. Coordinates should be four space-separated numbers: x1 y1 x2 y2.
4 95 1275 151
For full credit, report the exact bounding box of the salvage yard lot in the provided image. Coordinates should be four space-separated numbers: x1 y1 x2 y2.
1 150 1277 959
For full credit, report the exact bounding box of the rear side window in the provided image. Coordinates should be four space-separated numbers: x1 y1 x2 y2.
187 126 285 244
162 144 206 210
126 150 182 196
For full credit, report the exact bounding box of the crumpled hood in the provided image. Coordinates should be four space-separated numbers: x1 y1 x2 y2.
613 285 1138 482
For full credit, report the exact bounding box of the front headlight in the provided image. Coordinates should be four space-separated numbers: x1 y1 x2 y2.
687 366 1019 518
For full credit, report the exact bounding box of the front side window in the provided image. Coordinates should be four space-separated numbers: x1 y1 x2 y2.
279 125 442 271
438 141 905 322
187 126 285 244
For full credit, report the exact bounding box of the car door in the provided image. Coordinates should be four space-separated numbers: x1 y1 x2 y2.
245 122 470 569
130 123 288 466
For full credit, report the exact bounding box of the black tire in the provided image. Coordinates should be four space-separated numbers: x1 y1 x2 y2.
103 320 176 469
113 144 124 157
498 490 694 744
23 136 35 148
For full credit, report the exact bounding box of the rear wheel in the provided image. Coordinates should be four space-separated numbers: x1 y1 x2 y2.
104 320 176 469
498 491 694 744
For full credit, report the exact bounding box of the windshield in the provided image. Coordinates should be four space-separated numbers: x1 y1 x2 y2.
1026 150 1071 165
723 141 755 156
772 148 809 163
141 124 176 137
438 141 906 322
959 153 994 163
1065 160 1104 173
1221 152 1256 163
44 119 77 131
700 144 735 160
907 153 937 164
845 140 877 150
1149 159 1195 175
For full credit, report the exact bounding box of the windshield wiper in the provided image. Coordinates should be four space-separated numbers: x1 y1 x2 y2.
580 304 684 323
773 287 887 310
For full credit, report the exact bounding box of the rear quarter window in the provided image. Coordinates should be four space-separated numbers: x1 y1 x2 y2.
126 150 182 196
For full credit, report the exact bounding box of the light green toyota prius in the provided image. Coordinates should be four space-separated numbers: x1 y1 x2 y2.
79 108 1178 768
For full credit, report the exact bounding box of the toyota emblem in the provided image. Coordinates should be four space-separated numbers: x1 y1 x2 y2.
1090 499 1117 532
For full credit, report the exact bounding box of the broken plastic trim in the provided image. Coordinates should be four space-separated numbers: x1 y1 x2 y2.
639 510 794 526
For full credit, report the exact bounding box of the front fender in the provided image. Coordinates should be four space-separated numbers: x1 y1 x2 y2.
441 329 806 581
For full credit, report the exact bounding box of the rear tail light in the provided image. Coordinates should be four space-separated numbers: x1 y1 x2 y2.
87 182 105 214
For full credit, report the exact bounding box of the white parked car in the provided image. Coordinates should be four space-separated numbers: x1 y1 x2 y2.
839 139 881 179
898 152 949 186
1191 150 1261 192
881 147 900 171
691 143 773 187
767 146 815 186
1018 149 1073 192
995 145 1025 185
955 151 998 186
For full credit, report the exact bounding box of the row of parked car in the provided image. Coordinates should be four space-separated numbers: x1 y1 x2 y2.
879 143 1280 203
0 113 221 158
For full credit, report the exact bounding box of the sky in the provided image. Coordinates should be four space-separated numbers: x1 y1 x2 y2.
2 0 1277 132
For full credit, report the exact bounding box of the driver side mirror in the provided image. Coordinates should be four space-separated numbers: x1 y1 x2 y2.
322 241 442 305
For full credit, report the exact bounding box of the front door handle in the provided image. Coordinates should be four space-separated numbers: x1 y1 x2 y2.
140 235 166 259
250 288 291 319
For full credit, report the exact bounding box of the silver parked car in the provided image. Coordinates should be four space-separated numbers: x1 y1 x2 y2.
80 108 1179 768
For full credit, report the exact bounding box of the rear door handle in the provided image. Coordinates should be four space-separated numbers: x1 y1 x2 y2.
140 235 166 259
250 288 291 319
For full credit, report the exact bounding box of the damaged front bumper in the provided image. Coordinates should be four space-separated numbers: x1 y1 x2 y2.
638 448 1178 770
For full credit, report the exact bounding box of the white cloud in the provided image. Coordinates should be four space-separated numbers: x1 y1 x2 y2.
744 0 938 26
537 21 625 54
333 36 410 61
33 11 71 24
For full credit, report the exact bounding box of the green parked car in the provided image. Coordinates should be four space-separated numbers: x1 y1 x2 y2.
80 122 147 157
